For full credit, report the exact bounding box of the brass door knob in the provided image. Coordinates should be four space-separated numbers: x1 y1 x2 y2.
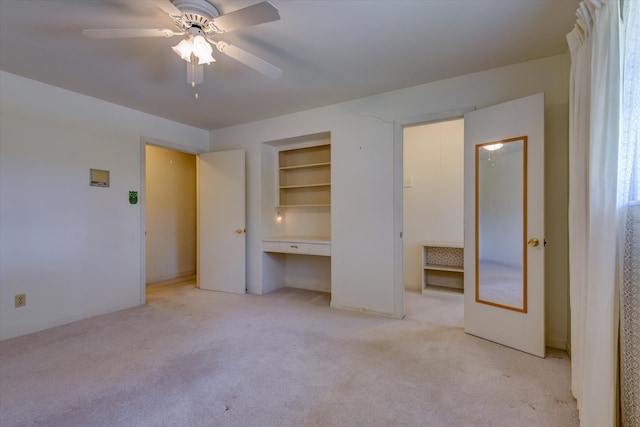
528 238 540 247
235 228 245 234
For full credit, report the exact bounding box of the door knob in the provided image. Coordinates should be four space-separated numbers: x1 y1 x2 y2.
235 228 245 234
528 238 540 247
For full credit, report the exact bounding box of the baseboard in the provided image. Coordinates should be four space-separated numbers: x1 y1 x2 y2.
330 301 400 319
146 271 196 286
285 283 330 293
546 338 567 351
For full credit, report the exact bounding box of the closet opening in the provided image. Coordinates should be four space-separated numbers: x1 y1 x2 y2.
402 118 465 297
144 144 198 298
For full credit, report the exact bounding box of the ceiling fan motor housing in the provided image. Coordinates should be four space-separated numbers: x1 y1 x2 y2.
172 0 220 30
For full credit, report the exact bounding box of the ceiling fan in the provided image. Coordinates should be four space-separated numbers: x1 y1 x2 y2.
83 0 282 93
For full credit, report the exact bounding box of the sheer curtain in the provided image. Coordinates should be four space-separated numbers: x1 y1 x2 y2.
566 0 621 426
620 0 640 424
567 0 640 425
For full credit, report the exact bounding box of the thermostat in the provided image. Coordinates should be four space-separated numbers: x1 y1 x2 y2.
90 169 110 187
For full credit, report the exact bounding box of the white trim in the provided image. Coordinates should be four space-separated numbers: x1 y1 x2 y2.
392 107 475 319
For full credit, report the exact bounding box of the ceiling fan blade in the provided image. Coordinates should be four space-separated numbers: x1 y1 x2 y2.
209 2 280 33
150 0 183 17
82 28 183 39
216 41 282 79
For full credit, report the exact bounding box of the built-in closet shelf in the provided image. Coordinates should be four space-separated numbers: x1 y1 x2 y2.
277 204 331 208
424 264 464 273
421 241 464 294
279 162 330 171
278 144 331 207
279 183 331 189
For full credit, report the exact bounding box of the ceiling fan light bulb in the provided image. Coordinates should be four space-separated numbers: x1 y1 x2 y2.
197 52 215 65
172 39 193 62
193 36 215 63
482 143 504 152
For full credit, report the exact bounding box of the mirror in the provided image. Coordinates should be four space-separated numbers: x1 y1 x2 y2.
475 136 527 312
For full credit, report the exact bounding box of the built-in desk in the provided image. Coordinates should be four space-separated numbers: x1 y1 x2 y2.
262 237 331 257
262 237 331 293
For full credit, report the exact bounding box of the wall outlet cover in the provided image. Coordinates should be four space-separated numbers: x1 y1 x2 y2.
15 294 26 308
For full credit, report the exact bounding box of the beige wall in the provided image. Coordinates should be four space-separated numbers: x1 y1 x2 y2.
145 145 196 284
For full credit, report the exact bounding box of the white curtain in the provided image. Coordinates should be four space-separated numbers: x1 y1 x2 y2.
567 0 621 426
620 0 640 424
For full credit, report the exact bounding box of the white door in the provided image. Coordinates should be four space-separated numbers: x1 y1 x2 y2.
463 93 545 357
198 149 246 293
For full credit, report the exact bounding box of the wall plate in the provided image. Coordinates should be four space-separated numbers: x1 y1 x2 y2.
90 169 109 187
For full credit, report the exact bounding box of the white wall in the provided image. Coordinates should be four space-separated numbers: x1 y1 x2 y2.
403 119 464 290
0 72 209 340
0 53 570 348
145 145 196 284
208 54 570 348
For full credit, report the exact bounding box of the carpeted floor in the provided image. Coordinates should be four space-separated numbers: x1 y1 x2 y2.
0 280 578 426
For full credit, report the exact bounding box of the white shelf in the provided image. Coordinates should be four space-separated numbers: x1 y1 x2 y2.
263 236 330 243
263 237 331 256
279 144 331 207
420 241 464 248
277 204 331 208
421 243 464 294
279 183 331 189
280 162 330 171
424 264 464 273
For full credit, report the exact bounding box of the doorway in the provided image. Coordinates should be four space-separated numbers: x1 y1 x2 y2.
144 144 197 296
402 118 464 295
395 95 547 356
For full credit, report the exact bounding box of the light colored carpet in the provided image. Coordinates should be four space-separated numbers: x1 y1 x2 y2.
0 280 578 426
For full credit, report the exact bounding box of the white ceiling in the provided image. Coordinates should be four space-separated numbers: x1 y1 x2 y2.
0 0 579 130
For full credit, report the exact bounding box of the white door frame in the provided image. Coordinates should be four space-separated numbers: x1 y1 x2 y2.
393 107 475 317
139 137 206 304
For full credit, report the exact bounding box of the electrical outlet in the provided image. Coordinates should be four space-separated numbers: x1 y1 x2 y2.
15 294 26 308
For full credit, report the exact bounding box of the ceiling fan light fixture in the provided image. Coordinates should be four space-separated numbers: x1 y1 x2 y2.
187 62 204 86
83 1 282 88
482 143 504 152
172 38 193 62
196 51 215 65
192 35 215 65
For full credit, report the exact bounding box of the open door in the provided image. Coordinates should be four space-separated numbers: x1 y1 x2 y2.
198 149 246 294
463 93 545 357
